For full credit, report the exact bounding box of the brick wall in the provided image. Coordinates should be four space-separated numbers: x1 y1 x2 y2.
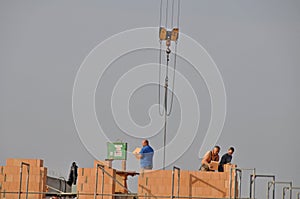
138 164 238 199
0 158 47 199
77 160 116 199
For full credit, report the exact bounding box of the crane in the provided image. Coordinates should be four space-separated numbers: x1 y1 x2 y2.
158 0 181 170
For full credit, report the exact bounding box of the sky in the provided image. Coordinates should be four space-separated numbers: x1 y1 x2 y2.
1 0 300 197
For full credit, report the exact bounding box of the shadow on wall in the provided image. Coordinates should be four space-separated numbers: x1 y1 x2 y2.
189 173 226 197
138 184 158 199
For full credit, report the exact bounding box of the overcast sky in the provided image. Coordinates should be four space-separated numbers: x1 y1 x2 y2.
1 0 300 197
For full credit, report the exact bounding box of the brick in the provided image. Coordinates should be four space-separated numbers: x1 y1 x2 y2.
191 187 201 195
180 176 190 187
219 172 229 180
189 175 207 187
211 187 226 198
210 172 221 180
223 164 237 173
145 177 156 186
78 168 85 176
159 184 171 194
162 177 172 185
77 167 116 198
209 181 226 193
115 174 126 193
3 191 18 199
224 180 232 189
0 166 4 175
40 167 47 175
94 160 109 169
6 159 43 167
156 170 172 177
194 187 211 197
6 181 18 191
200 171 214 180
3 166 40 176
3 166 20 175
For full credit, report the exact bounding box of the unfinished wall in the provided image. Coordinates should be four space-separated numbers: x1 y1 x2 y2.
138 164 238 199
0 159 47 199
77 160 117 199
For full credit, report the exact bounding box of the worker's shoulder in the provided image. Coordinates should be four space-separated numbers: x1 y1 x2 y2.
141 145 154 153
221 153 230 158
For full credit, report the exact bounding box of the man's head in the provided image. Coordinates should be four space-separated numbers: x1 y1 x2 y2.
212 145 220 155
228 147 235 155
142 139 149 147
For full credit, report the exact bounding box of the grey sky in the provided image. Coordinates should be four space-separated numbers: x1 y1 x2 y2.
1 0 300 197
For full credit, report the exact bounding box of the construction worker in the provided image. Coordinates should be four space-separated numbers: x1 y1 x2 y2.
135 140 154 170
67 162 78 186
199 146 220 171
218 147 235 172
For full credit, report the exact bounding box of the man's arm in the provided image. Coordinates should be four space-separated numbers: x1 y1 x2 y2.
135 148 144 160
201 151 211 165
225 155 232 164
135 153 142 159
219 154 226 164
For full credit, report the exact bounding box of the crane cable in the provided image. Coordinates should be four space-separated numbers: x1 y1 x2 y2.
158 0 181 116
158 0 164 116
158 0 181 170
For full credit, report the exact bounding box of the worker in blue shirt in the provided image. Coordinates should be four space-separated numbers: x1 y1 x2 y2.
135 140 154 170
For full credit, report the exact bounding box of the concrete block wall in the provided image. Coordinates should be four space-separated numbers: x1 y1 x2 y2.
138 164 238 199
0 158 47 199
77 160 117 199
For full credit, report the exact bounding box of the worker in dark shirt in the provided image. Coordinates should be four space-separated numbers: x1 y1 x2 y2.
218 147 235 172
67 162 78 186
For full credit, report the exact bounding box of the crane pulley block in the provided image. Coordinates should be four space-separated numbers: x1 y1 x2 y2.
159 27 179 42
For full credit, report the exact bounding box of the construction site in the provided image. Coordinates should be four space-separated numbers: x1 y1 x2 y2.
1 0 300 199
0 157 300 199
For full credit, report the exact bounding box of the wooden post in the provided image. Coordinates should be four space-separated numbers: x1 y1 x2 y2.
122 160 126 171
105 159 113 168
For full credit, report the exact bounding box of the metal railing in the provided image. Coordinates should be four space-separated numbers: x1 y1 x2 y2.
18 162 30 199
1 191 77 197
59 176 67 193
47 185 65 193
0 190 256 199
246 168 256 199
94 163 131 199
81 192 253 199
171 166 180 199
267 181 292 199
249 174 275 199
229 167 255 199
283 187 300 199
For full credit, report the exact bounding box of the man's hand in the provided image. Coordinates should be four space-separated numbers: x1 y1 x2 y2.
134 153 142 159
